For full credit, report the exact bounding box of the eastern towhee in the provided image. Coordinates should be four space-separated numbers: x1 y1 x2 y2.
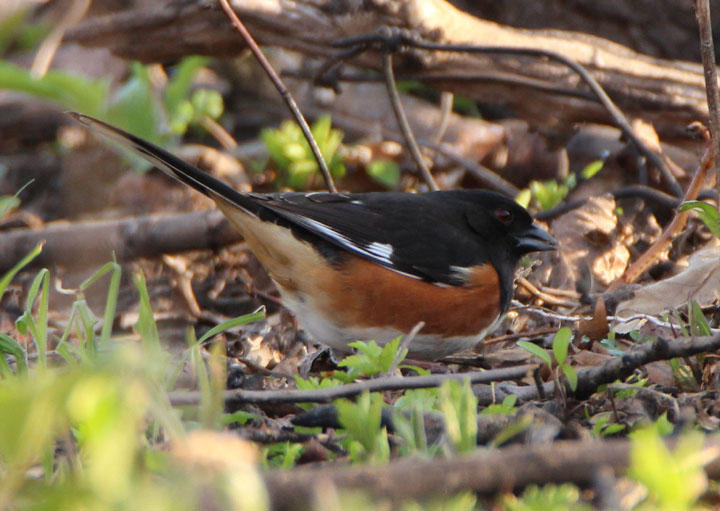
70 113 557 360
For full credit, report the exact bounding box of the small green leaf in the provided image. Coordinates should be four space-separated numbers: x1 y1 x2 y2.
563 173 577 189
222 410 257 426
515 188 531 208
107 63 159 145
688 300 711 336
529 179 569 210
503 483 589 511
679 200 719 237
23 268 49 368
489 413 532 448
601 423 626 436
336 391 388 464
439 379 478 453
190 88 223 120
517 341 552 367
552 327 573 366
0 60 108 117
167 100 194 135
261 441 304 469
261 116 345 189
480 393 517 416
164 56 209 114
367 159 400 188
452 95 481 117
581 160 604 180
0 195 20 219
629 427 707 510
561 365 578 392
283 142 307 161
339 339 404 378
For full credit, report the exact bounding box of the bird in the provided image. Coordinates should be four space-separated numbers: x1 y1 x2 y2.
69 112 557 360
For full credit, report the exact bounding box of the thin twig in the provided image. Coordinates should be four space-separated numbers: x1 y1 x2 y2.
609 144 713 290
420 140 519 196
31 0 90 77
167 364 535 406
162 254 203 318
483 327 560 346
382 52 439 191
432 91 454 145
217 0 337 192
694 0 720 215
535 185 718 221
517 277 576 306
287 68 597 103
199 116 238 150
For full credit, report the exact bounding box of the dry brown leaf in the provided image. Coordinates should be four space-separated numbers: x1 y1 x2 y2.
592 243 631 286
549 195 629 292
577 296 609 342
482 346 535 366
644 361 676 387
570 349 613 369
616 245 720 318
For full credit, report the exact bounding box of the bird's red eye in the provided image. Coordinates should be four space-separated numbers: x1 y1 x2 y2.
495 208 513 223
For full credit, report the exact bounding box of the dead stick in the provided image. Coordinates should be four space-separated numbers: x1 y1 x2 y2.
694 0 720 215
382 51 439 191
168 364 535 406
263 436 720 511
0 210 241 272
217 0 337 192
609 143 713 290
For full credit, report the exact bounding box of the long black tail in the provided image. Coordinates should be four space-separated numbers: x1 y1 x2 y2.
69 112 259 215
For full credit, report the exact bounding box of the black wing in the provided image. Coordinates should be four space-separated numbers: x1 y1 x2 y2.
251 191 493 284
71 113 492 285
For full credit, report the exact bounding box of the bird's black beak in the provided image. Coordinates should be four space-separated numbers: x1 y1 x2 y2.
515 224 557 254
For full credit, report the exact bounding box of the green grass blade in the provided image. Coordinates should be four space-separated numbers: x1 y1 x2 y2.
23 268 49 369
196 307 265 344
79 260 122 348
0 333 26 376
0 242 42 299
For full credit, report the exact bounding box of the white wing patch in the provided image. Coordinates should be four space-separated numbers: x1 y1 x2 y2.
449 265 473 285
366 242 393 262
287 215 423 280
295 216 354 247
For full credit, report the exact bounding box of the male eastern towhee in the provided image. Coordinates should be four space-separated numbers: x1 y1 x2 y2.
70 113 556 360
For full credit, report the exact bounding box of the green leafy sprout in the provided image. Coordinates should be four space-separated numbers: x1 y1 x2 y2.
261 115 345 189
517 160 604 210
679 200 719 238
518 327 578 391
629 425 710 511
0 56 223 159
